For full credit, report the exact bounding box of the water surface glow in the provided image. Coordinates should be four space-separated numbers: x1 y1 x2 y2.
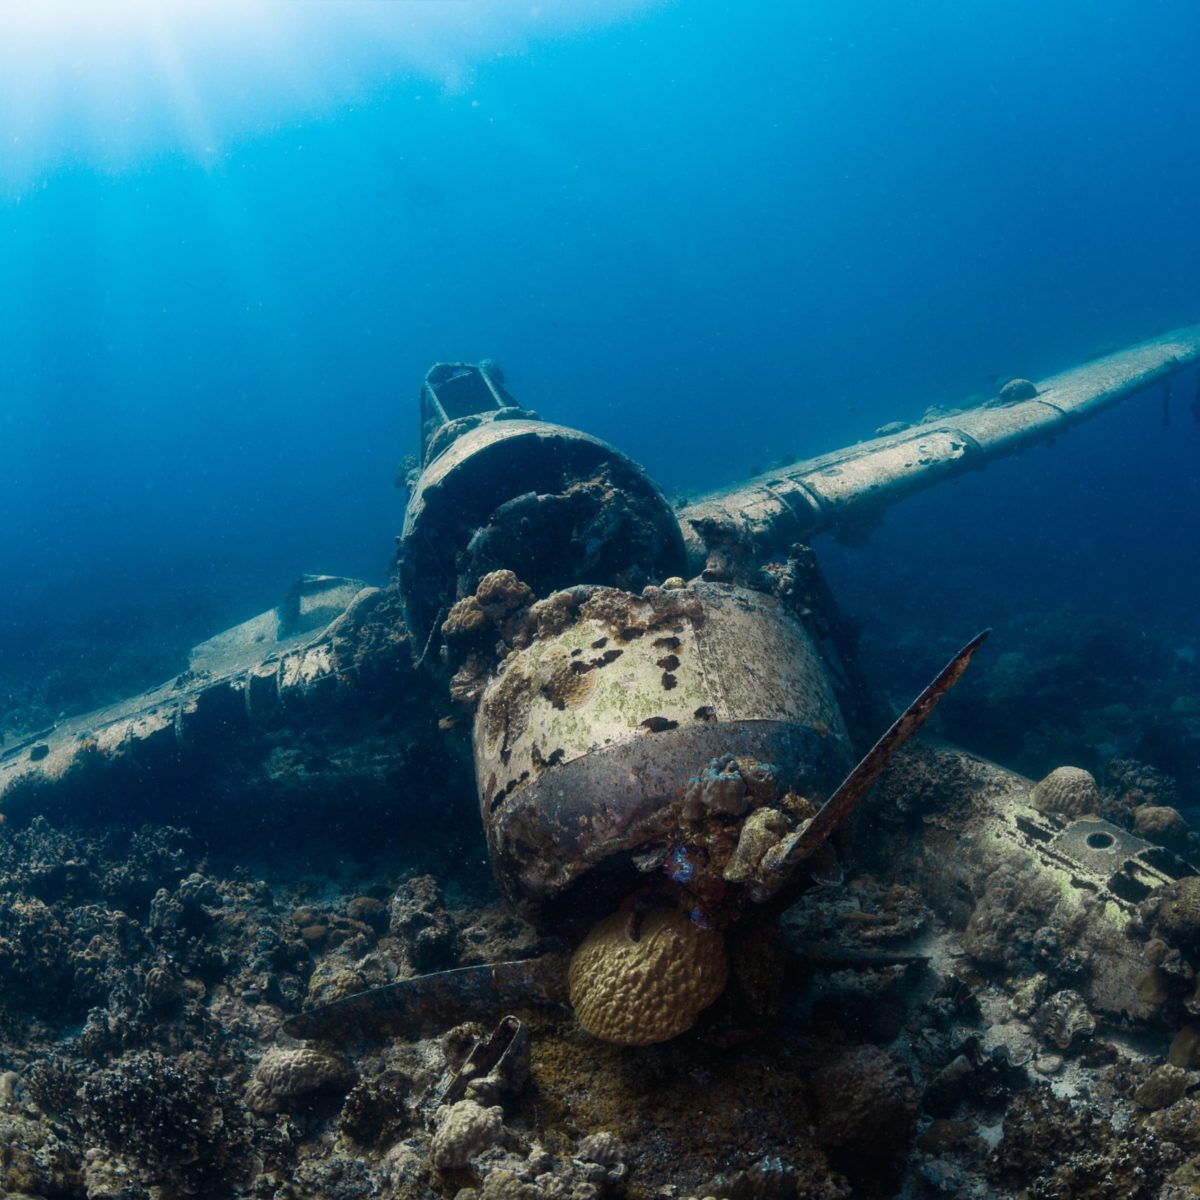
0 0 656 186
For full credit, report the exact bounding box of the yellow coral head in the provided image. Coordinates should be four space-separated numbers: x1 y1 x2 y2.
567 907 728 1046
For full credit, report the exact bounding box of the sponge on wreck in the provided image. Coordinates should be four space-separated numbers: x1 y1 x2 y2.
567 908 728 1046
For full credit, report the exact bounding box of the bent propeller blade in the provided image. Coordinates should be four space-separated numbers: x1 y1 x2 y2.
782 628 991 866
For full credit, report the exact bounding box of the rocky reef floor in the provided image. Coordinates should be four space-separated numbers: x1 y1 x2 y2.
2 737 1200 1200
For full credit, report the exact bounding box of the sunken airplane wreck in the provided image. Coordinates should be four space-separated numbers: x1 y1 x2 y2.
3 326 1200 1051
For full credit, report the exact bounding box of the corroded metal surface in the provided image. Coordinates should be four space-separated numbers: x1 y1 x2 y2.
399 414 687 647
892 742 1195 1023
679 324 1200 569
488 718 842 918
0 577 380 816
438 1014 529 1104
475 581 853 916
418 361 519 462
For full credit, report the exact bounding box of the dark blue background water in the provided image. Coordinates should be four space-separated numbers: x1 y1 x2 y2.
1 1 1197 700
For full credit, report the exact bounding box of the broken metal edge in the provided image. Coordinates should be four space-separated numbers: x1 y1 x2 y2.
437 1014 528 1105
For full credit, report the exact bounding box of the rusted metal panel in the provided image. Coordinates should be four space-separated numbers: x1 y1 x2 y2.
474 582 852 918
0 579 376 816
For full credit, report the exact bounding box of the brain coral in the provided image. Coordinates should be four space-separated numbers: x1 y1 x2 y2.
430 1099 504 1170
1030 766 1100 818
245 1047 355 1114
567 908 728 1046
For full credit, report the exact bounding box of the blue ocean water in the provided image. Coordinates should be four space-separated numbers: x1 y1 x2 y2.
1 0 1197 729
